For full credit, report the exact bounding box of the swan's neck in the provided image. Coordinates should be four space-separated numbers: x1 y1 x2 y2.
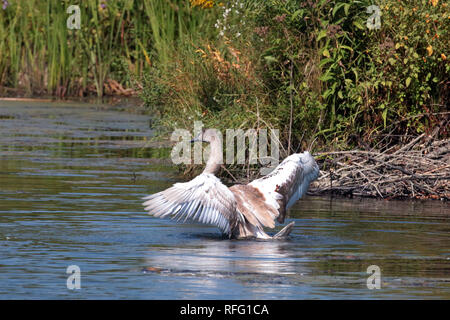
203 137 223 175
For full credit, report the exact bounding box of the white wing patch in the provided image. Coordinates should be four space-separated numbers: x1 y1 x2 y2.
142 173 242 236
250 151 319 215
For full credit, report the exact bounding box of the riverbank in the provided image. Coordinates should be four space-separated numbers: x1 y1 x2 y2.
218 142 450 201
0 97 450 201
165 127 450 201
310 137 450 201
1 96 448 201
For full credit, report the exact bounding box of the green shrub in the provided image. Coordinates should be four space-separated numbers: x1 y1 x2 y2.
141 0 449 153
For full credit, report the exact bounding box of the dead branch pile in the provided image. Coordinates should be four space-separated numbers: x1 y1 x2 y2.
310 136 450 200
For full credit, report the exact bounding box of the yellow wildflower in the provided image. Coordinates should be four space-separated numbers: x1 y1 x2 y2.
204 1 214 8
190 0 214 8
431 0 439 7
426 45 433 56
441 53 447 60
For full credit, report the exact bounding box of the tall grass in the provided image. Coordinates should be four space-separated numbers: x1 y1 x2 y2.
143 0 217 68
0 0 212 97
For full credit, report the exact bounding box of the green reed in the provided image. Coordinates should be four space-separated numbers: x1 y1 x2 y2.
0 0 214 97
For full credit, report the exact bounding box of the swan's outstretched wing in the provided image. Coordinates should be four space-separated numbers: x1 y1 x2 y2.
142 173 243 236
249 151 319 223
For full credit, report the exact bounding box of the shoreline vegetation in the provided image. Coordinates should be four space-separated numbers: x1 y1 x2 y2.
1 0 448 200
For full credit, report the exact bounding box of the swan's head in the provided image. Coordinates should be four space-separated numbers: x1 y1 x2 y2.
191 128 221 143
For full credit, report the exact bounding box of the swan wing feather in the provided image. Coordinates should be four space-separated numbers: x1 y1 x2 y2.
143 173 242 236
249 151 319 223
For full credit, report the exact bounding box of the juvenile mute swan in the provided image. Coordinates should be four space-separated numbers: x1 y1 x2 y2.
142 129 319 239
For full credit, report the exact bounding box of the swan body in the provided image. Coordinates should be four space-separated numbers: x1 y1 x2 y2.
142 129 319 239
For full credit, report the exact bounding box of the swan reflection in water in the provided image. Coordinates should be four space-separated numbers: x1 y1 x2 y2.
143 235 309 282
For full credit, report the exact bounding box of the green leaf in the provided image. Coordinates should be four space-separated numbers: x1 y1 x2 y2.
322 87 335 99
320 20 330 28
317 29 327 42
339 45 354 52
382 109 388 128
406 77 411 87
322 48 331 58
319 58 334 67
319 73 334 82
332 3 346 17
353 20 364 30
352 68 359 81
264 56 278 64
286 84 296 92
291 9 304 20
344 3 350 15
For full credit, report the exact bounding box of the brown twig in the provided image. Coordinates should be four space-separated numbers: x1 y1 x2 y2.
310 135 449 200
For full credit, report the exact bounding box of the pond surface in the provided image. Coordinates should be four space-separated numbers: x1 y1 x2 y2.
0 100 449 299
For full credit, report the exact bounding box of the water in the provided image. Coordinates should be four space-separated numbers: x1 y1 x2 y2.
0 100 449 299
